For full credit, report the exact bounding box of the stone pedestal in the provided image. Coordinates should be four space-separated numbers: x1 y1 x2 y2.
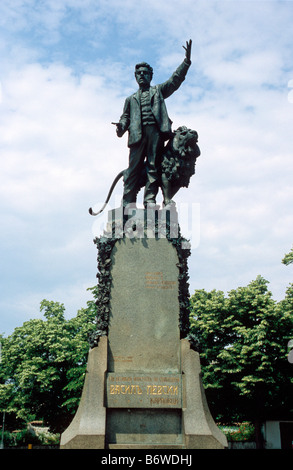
60 209 227 449
60 336 107 449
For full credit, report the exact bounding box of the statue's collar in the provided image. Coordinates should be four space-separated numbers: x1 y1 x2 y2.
134 86 156 102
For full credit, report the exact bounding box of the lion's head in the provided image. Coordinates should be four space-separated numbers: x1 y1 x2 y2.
161 126 200 187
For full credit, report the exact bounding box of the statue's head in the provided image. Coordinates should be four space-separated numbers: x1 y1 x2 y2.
135 62 153 88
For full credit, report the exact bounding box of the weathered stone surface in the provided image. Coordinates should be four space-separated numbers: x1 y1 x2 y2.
106 409 183 447
60 336 107 449
181 339 228 449
108 237 181 373
104 237 183 447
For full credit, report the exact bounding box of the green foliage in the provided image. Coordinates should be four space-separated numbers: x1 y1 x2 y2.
0 293 97 433
220 422 255 442
282 246 293 266
190 276 293 424
2 430 16 447
2 427 60 447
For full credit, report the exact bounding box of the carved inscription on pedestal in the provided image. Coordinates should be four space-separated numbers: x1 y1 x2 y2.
145 272 177 290
106 373 182 408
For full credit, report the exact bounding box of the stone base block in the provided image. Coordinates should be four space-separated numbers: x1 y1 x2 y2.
60 336 107 449
60 337 227 449
181 339 227 449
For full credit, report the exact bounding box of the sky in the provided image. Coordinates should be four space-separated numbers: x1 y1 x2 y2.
1 0 293 336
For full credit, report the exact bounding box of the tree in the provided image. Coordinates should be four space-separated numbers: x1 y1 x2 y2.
0 295 97 433
282 246 293 266
275 282 293 397
190 276 293 448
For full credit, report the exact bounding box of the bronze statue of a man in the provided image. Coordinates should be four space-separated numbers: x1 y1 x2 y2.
114 40 192 208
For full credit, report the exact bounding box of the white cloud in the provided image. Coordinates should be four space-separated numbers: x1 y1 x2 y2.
0 61 126 214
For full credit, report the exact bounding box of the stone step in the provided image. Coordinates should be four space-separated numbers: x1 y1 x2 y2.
107 443 186 449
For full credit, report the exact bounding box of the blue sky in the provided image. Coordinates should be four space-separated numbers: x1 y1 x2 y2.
1 0 293 336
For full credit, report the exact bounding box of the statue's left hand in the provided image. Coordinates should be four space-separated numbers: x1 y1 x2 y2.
183 39 192 63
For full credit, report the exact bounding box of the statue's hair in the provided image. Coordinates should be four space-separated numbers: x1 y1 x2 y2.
135 62 153 79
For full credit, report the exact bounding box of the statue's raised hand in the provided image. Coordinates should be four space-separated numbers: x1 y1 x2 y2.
183 39 192 63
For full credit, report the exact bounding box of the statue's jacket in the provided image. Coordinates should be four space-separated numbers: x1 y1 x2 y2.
119 59 191 148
